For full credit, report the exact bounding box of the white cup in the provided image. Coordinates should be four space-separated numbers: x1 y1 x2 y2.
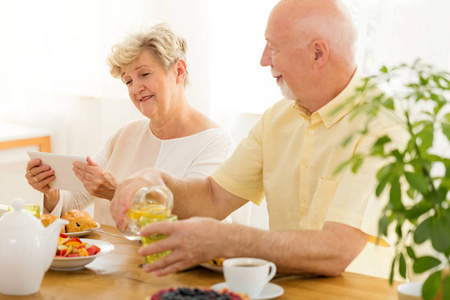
397 282 423 300
223 257 277 298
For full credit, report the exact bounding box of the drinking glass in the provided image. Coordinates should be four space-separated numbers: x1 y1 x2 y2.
8 204 40 218
140 214 178 264
118 185 173 240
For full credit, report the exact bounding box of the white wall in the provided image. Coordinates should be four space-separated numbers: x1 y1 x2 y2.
0 0 217 158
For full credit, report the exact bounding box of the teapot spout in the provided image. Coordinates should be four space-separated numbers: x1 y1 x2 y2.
43 218 69 270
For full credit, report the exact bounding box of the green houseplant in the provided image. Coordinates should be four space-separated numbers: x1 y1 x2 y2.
337 60 450 300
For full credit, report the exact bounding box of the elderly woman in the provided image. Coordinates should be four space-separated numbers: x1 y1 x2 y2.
25 23 234 225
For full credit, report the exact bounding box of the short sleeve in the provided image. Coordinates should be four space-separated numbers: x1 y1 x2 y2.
212 115 265 205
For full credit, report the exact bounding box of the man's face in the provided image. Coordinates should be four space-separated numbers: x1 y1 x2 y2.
260 5 313 106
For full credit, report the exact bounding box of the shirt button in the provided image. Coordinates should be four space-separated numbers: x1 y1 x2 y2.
309 129 315 135
326 121 331 126
303 163 308 168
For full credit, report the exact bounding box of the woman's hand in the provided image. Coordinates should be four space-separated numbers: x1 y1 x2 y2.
26 158 56 194
73 156 119 200
26 158 60 212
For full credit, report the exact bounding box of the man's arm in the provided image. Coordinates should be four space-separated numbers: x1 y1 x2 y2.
139 218 370 277
111 169 370 277
110 169 248 229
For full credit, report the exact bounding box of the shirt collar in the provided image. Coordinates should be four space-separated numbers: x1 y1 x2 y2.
292 67 365 128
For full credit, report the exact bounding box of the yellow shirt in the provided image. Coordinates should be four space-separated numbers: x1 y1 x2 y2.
212 71 402 236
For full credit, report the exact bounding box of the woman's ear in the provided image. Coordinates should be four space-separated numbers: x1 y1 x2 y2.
174 59 187 84
311 39 329 70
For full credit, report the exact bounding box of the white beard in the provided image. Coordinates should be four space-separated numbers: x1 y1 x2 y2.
272 67 298 101
279 80 298 101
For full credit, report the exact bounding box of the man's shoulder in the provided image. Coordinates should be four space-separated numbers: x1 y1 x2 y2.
271 98 295 110
262 99 296 120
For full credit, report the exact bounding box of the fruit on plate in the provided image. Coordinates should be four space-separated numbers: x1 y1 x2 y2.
150 287 249 300
55 234 101 257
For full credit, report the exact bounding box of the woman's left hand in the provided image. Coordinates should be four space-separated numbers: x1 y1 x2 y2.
73 156 119 200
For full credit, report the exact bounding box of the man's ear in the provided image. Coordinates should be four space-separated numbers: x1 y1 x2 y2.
311 39 329 70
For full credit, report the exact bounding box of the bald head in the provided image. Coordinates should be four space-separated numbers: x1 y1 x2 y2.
270 0 357 64
261 0 358 112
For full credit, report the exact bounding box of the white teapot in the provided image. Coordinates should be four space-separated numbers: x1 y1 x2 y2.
0 198 68 296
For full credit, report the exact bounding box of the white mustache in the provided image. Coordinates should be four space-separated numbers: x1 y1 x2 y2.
271 68 281 77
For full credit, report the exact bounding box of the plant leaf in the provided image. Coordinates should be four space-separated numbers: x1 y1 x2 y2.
405 172 429 194
417 123 434 153
389 177 403 211
422 270 441 300
351 157 363 173
405 202 433 220
342 134 354 146
399 253 407 278
371 135 391 156
377 164 393 181
412 256 442 273
442 123 450 142
406 246 416 260
414 217 432 244
376 176 390 197
389 255 397 285
430 218 450 253
334 160 350 176
442 275 450 300
443 112 450 123
383 97 395 110
378 215 389 237
406 187 417 200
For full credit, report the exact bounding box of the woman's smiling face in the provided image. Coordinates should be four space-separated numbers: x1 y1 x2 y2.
121 50 177 120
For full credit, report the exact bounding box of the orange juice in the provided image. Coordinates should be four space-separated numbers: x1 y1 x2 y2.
125 204 170 236
119 185 173 241
140 214 177 264
8 204 40 218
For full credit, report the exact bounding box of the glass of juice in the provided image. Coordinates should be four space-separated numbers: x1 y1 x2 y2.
140 214 178 264
8 204 40 218
118 185 173 240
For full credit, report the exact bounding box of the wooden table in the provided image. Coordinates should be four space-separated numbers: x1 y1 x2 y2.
0 225 399 300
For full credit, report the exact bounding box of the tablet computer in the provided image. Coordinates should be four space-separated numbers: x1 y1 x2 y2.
27 151 88 193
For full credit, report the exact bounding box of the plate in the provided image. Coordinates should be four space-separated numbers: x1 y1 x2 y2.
65 222 101 237
211 282 284 300
200 262 223 273
50 239 114 271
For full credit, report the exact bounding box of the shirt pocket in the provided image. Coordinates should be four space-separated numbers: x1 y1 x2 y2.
300 177 338 230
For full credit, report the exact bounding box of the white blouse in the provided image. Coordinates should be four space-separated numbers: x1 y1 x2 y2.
48 118 235 225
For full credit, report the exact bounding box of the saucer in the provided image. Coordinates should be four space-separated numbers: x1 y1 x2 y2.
210 282 284 299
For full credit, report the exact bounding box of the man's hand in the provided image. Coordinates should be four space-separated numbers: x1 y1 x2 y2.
73 156 119 200
138 217 226 276
110 169 166 230
137 220 370 277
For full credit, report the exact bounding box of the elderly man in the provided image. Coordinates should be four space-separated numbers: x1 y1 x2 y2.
111 0 396 276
